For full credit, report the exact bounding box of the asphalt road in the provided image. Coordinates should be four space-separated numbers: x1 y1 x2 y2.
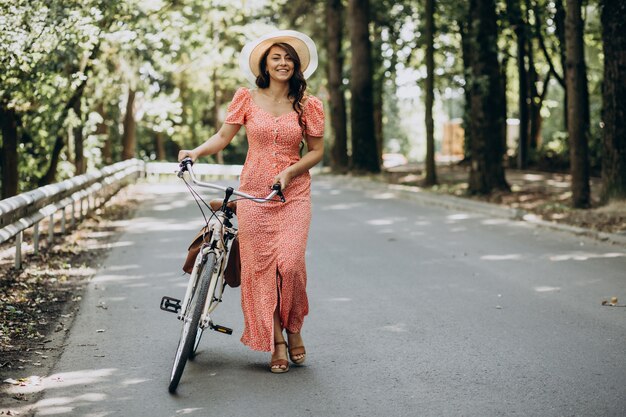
14 177 626 416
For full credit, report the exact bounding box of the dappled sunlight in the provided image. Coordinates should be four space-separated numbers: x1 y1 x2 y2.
96 274 144 283
370 192 396 200
126 219 198 232
367 218 395 226
534 286 561 292
414 220 432 226
481 254 524 261
521 173 546 182
366 217 407 226
481 218 510 225
447 213 472 221
122 378 149 386
104 264 140 272
450 227 468 232
5 369 117 395
124 282 151 288
176 409 206 415
546 179 570 189
86 240 134 250
327 297 351 302
152 200 190 211
34 394 109 416
29 267 97 278
322 202 365 210
381 323 407 332
548 252 626 261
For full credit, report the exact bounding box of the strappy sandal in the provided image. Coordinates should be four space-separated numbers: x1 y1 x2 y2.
270 341 290 374
286 332 306 365
288 345 306 365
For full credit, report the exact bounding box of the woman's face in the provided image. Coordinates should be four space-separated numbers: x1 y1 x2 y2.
264 45 294 83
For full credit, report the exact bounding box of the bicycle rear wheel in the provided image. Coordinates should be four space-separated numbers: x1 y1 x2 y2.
168 252 216 393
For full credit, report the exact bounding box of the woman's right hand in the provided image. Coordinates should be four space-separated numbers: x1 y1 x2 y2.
178 150 196 162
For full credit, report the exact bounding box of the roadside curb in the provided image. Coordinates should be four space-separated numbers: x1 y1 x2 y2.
331 175 626 247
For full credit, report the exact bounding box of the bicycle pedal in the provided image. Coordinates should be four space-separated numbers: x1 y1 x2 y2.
210 323 233 335
160 296 181 314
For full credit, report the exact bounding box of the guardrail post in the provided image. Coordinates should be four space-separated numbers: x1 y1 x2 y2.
48 213 54 245
33 223 40 255
15 231 23 269
60 207 66 234
71 200 76 229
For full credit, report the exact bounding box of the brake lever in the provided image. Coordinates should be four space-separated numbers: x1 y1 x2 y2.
272 183 286 203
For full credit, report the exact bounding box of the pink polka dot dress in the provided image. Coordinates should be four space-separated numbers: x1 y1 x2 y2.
224 87 324 352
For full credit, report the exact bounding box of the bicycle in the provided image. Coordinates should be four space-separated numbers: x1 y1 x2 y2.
160 158 284 393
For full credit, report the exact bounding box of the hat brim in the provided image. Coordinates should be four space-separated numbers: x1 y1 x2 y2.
239 30 318 84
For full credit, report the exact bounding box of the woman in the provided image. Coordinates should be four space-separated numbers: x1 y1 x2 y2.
178 30 324 374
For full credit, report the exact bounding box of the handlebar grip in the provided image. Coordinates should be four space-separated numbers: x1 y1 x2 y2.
177 157 194 178
271 183 286 202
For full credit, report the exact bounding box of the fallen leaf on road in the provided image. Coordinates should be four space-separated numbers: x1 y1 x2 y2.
601 297 626 307
96 329 106 333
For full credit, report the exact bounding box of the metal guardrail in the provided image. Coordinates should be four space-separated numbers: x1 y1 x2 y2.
145 162 243 179
0 159 145 269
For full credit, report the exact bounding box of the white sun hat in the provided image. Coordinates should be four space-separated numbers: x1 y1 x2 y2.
239 30 319 84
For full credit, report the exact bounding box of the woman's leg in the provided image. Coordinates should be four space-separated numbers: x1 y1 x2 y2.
270 307 288 372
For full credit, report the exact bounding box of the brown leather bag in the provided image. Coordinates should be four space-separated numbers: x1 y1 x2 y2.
182 226 241 288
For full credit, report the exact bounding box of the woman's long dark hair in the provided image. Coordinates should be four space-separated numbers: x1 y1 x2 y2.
256 42 308 135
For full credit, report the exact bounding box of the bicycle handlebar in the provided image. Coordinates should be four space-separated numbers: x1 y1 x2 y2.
178 158 285 203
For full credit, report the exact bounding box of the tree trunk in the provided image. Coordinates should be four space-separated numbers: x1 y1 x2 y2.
555 0 568 130
600 0 626 202
467 0 509 194
507 0 529 168
95 103 111 165
327 0 349 172
155 132 166 160
73 98 86 175
121 88 136 160
349 0 380 173
0 106 19 198
372 25 384 168
460 19 473 160
39 135 65 186
565 0 590 208
424 0 437 185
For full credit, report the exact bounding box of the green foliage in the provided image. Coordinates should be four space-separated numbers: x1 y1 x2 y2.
0 0 610 194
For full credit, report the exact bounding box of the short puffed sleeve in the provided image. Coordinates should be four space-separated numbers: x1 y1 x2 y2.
224 87 249 125
303 95 325 137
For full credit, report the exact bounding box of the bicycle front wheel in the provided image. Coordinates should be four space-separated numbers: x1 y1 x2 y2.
168 252 216 393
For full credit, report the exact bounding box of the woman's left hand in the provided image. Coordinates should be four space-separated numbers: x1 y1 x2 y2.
274 169 294 190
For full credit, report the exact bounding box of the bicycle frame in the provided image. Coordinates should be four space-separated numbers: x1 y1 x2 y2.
177 210 235 330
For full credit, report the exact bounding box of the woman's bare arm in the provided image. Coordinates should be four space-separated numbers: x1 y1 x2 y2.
177 123 241 161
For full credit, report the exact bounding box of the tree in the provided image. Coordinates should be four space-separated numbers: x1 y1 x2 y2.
349 0 380 173
466 0 509 194
506 0 530 168
0 108 19 198
600 0 626 202
424 0 437 185
326 0 349 172
565 0 590 208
